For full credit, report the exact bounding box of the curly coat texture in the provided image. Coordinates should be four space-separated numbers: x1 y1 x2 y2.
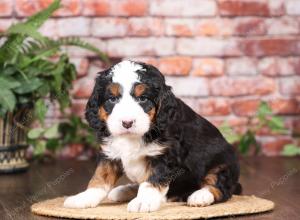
85 61 241 203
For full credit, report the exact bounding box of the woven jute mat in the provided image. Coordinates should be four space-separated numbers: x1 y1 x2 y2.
31 195 274 220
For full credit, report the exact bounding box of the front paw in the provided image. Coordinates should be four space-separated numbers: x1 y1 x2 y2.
127 197 161 212
187 187 215 207
64 188 107 209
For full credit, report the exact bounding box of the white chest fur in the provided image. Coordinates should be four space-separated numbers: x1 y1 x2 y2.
102 136 165 183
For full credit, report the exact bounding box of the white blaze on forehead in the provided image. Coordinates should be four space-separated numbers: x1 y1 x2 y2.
106 60 150 136
111 61 144 92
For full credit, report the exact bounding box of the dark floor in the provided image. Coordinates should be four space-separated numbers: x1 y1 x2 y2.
0 157 299 220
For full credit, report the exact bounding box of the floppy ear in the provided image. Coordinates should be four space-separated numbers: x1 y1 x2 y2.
138 63 178 142
85 70 111 140
144 84 177 142
155 84 177 132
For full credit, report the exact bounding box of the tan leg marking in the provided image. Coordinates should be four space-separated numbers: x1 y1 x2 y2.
64 160 122 209
200 164 227 202
88 160 122 189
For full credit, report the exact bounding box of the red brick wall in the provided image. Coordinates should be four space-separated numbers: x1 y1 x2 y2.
1 0 299 156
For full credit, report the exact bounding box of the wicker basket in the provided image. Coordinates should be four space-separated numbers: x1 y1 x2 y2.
0 109 32 173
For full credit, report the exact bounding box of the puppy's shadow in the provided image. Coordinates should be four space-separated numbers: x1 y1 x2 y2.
100 200 128 207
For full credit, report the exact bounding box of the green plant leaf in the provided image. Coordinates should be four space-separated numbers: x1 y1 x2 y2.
21 46 59 68
0 76 21 89
18 96 30 104
46 139 60 150
281 144 300 157
2 65 17 75
255 101 289 135
219 122 240 144
14 78 43 94
7 0 60 40
8 24 44 40
28 127 45 139
36 82 50 97
44 123 60 139
56 90 71 110
238 131 257 155
0 34 24 63
0 89 16 112
25 0 60 29
34 140 47 156
0 107 6 118
34 99 47 124
267 116 285 131
57 37 109 63
51 60 64 92
257 101 272 120
0 0 60 63
0 0 109 142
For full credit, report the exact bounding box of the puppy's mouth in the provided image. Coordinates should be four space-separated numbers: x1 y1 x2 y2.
117 128 144 137
119 130 132 135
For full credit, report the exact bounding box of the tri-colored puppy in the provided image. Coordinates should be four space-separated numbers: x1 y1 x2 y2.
64 60 241 212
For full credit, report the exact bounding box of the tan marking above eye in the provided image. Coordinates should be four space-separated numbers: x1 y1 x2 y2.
134 84 147 97
98 106 108 121
108 83 121 97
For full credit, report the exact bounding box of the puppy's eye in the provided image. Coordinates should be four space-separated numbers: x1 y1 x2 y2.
137 96 148 103
108 97 119 103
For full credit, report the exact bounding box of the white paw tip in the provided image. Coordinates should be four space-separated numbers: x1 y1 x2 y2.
127 197 161 213
187 188 215 207
63 188 107 209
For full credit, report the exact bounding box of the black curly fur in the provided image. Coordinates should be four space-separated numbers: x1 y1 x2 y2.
85 69 112 140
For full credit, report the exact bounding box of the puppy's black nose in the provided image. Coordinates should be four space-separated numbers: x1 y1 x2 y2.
122 120 133 129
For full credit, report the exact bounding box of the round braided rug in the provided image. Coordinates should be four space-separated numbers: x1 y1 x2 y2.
31 195 274 220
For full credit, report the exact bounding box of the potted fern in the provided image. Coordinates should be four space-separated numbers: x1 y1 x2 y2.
0 0 108 173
